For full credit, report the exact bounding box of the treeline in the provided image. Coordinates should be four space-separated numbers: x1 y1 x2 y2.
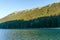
0 15 60 29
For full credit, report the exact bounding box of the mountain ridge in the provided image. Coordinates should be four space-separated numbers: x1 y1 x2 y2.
0 2 60 22
0 2 60 28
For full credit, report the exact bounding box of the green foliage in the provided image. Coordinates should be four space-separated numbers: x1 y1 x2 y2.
0 2 60 28
0 15 60 29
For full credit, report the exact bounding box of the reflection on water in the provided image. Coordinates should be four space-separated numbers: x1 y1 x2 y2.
0 29 60 40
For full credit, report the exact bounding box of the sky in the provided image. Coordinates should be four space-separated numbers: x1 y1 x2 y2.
0 0 60 19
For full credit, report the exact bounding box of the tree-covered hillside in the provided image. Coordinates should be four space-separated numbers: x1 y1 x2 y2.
0 2 60 29
0 15 60 29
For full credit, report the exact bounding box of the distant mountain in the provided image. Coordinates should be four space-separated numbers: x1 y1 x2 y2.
0 2 60 29
0 2 60 22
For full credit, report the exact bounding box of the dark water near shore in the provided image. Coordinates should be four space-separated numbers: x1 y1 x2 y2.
0 29 60 40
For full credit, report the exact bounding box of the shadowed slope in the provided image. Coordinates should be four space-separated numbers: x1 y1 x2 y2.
0 15 60 29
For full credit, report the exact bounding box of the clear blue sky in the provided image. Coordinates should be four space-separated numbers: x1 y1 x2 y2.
0 0 60 19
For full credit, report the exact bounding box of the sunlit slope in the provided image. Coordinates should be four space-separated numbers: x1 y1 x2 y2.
0 2 60 22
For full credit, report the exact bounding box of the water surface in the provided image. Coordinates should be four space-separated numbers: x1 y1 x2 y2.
0 29 60 40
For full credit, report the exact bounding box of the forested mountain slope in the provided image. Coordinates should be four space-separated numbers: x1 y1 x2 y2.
0 2 60 28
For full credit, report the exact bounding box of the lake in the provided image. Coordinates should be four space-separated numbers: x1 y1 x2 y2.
0 29 60 40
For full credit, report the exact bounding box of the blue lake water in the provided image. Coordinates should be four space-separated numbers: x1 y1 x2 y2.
0 29 60 40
